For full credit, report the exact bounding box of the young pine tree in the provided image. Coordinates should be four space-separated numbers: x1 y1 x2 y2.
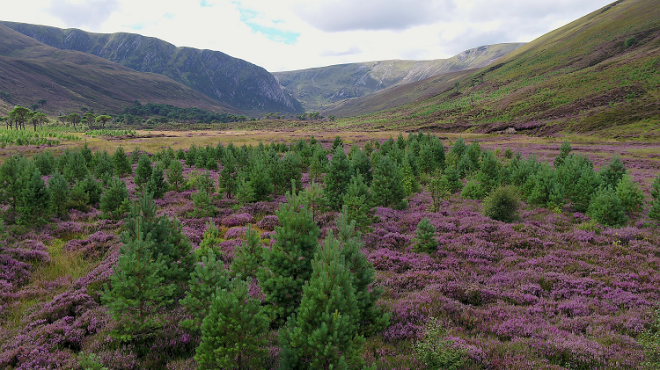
113 147 132 177
342 173 374 231
258 188 320 327
146 165 168 199
279 232 365 370
401 153 419 196
134 154 153 189
219 151 238 198
195 278 270 370
413 217 437 254
101 216 175 347
49 170 70 218
335 209 389 336
230 224 263 279
588 186 628 227
599 156 627 189
300 180 325 223
181 250 230 332
100 177 130 220
349 146 372 185
325 145 352 211
185 144 198 168
372 155 407 210
649 174 660 222
64 151 90 184
19 168 52 226
554 140 573 168
477 150 500 195
615 174 645 215
195 219 223 259
428 172 450 212
93 150 115 184
122 190 195 297
167 160 185 192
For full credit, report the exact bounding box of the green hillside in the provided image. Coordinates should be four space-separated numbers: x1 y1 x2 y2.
333 0 660 138
0 24 234 116
1 21 303 114
273 43 524 112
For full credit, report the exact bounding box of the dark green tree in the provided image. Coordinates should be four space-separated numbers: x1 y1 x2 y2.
219 151 238 198
412 217 437 254
588 187 628 227
279 232 365 370
335 210 389 336
349 145 372 184
93 150 115 184
343 173 374 231
477 150 500 195
444 166 463 194
372 156 407 210
554 140 573 168
572 167 601 213
181 250 230 332
195 278 270 370
332 135 344 151
18 168 52 226
113 147 132 177
325 145 352 211
48 170 70 218
185 144 198 168
122 191 195 296
258 189 320 327
135 154 153 189
63 151 89 184
401 153 419 196
483 186 520 223
167 160 185 192
191 190 215 217
599 156 627 189
230 224 264 279
615 174 644 215
100 177 129 220
101 213 174 347
146 165 168 199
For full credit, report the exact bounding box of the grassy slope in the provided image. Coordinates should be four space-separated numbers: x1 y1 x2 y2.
0 24 235 116
1 21 304 114
334 0 660 138
273 43 524 112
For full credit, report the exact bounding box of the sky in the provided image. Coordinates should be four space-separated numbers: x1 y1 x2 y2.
3 0 614 72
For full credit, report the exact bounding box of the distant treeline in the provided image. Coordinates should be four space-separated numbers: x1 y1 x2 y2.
118 102 252 124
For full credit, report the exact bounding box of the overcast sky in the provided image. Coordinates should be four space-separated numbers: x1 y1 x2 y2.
4 0 614 72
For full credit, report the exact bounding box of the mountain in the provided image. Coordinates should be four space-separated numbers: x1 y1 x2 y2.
273 43 524 112
330 0 660 137
0 24 236 116
1 21 303 114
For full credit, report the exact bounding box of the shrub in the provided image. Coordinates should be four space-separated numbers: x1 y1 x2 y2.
588 187 627 227
461 179 484 200
483 186 520 223
415 318 468 370
134 154 152 189
624 36 637 48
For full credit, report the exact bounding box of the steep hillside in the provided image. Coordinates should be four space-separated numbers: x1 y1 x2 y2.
324 69 476 117
273 43 524 112
0 24 234 116
333 0 660 138
1 21 303 114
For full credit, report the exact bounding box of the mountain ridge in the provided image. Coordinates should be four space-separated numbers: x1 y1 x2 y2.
273 43 524 112
1 21 303 114
0 24 236 116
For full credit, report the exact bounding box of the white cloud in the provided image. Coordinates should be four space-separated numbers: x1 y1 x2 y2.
1 0 614 71
48 0 120 29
